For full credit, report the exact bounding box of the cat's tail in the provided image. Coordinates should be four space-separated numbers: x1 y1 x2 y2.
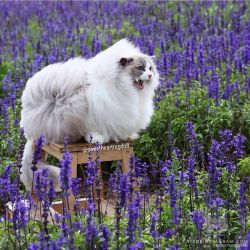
20 140 61 191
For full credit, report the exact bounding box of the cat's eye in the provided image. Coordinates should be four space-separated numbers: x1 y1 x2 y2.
137 66 144 71
149 66 152 71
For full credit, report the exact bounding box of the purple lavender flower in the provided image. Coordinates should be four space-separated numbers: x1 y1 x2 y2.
126 193 141 249
219 129 233 154
223 83 234 99
63 136 69 148
163 229 174 241
34 169 54 246
160 160 171 187
113 164 130 249
48 179 56 205
149 212 159 239
14 199 29 229
239 177 248 236
32 135 46 171
12 198 29 247
185 121 204 166
231 133 246 159
211 197 224 209
206 140 222 208
70 177 80 198
120 173 129 207
85 157 97 189
86 200 98 248
148 40 154 56
208 71 220 105
0 164 12 204
34 169 48 201
99 225 111 250
128 241 143 250
238 230 250 250
136 161 150 189
59 151 72 192
179 171 188 186
169 244 180 250
225 162 236 173
168 173 177 208
191 210 205 231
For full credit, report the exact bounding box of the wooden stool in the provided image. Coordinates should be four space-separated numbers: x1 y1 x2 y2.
41 140 134 216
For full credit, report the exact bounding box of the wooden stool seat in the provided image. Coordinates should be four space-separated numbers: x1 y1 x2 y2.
41 140 134 215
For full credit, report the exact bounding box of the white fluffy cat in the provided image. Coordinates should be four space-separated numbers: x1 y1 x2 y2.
20 38 159 190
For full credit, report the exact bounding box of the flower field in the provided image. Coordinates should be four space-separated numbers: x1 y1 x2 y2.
0 1 250 249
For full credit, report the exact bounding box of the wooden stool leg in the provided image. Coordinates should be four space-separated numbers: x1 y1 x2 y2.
41 149 48 162
121 146 134 173
68 153 78 214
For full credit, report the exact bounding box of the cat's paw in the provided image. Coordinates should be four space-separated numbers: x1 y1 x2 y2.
85 132 105 144
129 133 139 140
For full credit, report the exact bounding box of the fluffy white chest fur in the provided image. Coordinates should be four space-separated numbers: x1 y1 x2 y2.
20 39 159 190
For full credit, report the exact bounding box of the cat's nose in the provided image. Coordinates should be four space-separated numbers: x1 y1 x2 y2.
148 74 152 79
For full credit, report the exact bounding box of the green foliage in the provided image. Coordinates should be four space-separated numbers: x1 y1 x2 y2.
135 82 250 163
0 61 14 97
25 20 41 58
238 157 250 178
237 157 250 194
120 21 139 37
28 19 41 43
0 103 22 166
0 61 13 81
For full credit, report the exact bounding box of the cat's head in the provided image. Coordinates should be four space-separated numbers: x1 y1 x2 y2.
119 55 158 90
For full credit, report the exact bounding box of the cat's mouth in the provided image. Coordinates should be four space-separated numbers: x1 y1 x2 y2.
134 80 144 90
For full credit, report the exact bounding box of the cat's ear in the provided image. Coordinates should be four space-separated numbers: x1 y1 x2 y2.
119 57 134 66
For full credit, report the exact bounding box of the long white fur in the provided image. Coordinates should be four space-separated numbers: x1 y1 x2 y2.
20 39 159 191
